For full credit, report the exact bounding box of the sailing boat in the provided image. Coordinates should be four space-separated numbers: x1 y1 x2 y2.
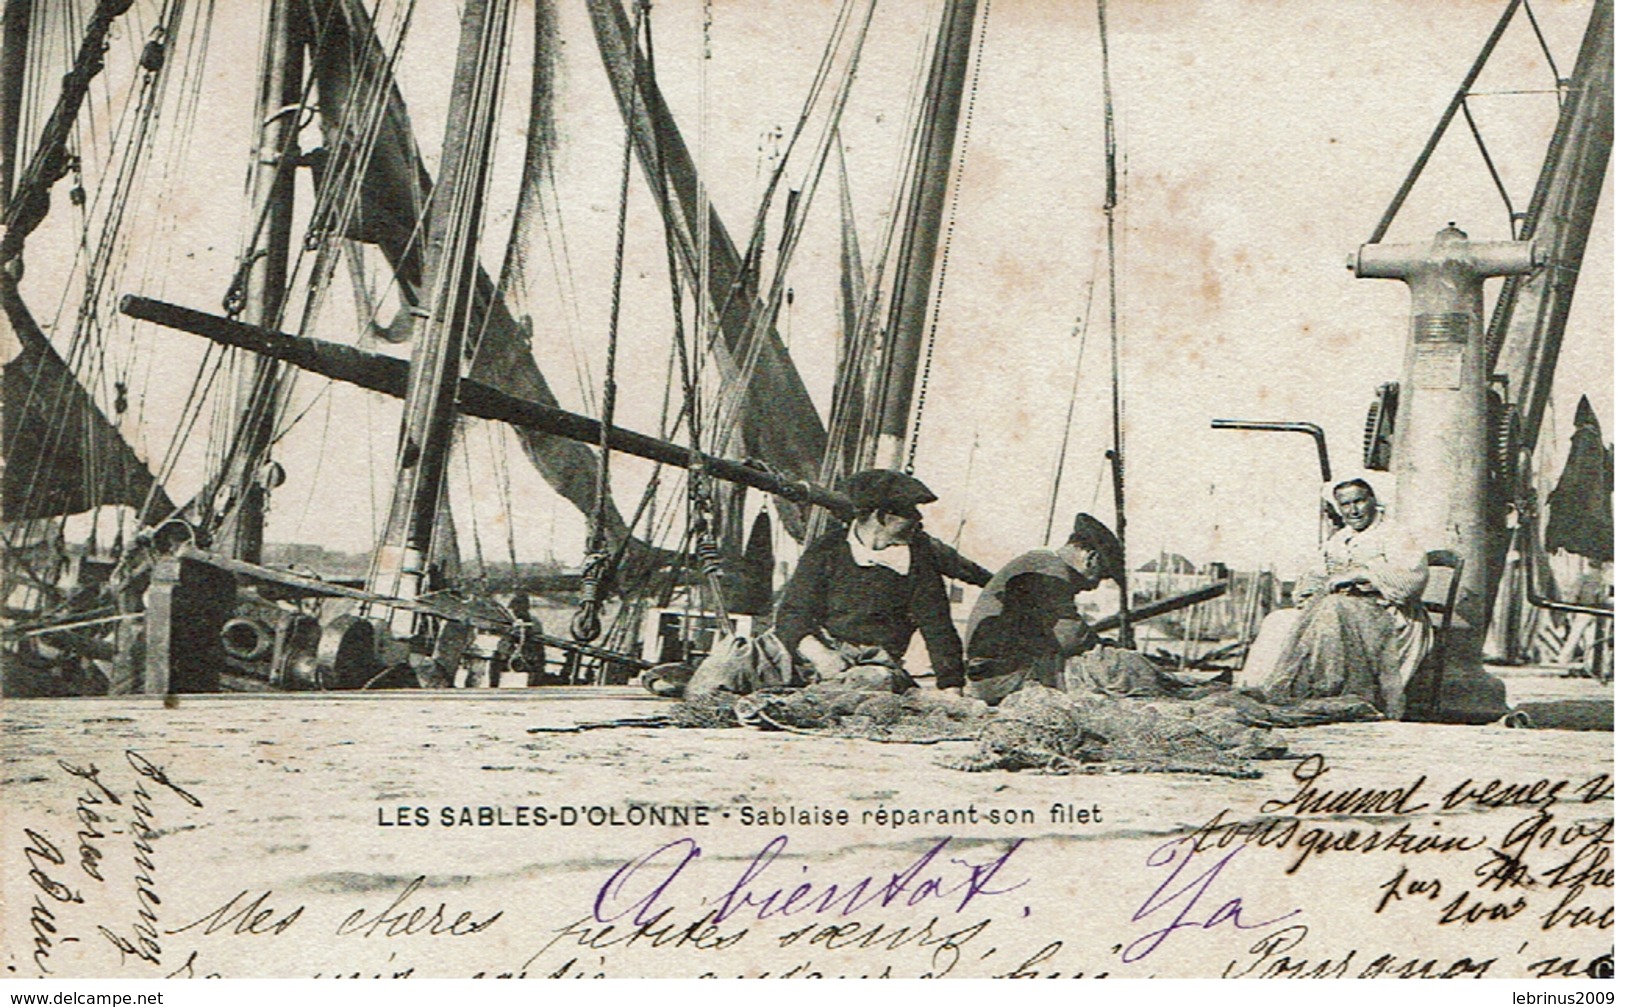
0 0 1002 696
0 0 1610 702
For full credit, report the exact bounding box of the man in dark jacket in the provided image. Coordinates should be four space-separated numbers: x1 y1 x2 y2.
774 469 966 694
963 512 1122 705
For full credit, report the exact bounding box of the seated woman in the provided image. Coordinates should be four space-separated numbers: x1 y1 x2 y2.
1258 478 1431 718
773 469 965 694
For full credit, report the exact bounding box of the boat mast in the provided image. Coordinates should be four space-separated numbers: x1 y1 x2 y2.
873 0 977 471
1098 0 1133 648
217 0 305 563
370 0 508 622
1482 0 1613 639
0 0 135 267
0 0 30 216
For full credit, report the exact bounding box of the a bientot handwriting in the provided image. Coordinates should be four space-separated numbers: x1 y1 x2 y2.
1122 837 1302 963
593 835 1027 927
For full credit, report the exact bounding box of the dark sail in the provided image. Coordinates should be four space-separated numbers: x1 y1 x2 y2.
830 142 870 480
585 0 829 485
302 0 638 548
2 279 173 522
1546 395 1613 562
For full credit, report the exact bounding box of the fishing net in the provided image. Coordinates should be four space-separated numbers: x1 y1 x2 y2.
669 684 981 741
734 685 985 743
667 681 1382 777
667 690 742 729
951 687 1271 777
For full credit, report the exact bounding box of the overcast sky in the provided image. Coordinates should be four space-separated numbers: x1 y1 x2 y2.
17 0 1612 578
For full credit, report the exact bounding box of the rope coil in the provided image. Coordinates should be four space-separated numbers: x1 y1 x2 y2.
571 551 611 642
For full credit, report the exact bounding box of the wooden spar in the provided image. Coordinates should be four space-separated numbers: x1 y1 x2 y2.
119 295 854 516
1085 580 1227 635
0 0 29 214
216 0 305 565
373 0 508 610
873 0 978 470
121 293 998 586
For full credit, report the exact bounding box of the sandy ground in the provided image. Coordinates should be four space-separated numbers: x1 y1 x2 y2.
1 669 1612 979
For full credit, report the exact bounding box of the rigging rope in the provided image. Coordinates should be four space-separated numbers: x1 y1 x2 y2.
13 0 195 529
572 0 645 644
1520 0 1564 105
694 0 710 454
706 0 878 454
639 2 731 639
492 424 519 582
694 0 862 377
1098 0 1133 648
1043 245 1103 545
848 17 942 472
294 0 423 352
183 0 408 550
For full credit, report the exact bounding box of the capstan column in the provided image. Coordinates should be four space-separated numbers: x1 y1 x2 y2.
1349 224 1539 717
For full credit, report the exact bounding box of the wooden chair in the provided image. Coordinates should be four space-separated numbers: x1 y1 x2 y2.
1414 549 1463 717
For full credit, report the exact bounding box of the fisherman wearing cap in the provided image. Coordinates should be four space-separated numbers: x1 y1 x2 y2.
962 512 1125 706
773 469 966 694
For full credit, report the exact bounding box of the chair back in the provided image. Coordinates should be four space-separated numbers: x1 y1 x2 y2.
1423 549 1463 632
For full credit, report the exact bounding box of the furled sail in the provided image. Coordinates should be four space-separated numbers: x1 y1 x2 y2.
585 0 829 486
1 278 173 522
1546 395 1613 563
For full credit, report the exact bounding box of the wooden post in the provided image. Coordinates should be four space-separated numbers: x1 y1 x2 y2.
143 556 234 694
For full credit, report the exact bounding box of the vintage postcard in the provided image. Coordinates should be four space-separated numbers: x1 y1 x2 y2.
1 0 1612 981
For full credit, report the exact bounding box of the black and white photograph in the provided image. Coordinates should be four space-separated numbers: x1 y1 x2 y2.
0 0 1612 981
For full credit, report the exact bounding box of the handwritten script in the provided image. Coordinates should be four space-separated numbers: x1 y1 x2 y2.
594 835 1027 927
8 746 1611 978
17 751 202 975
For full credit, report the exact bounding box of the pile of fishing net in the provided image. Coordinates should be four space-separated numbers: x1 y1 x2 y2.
671 684 983 741
671 681 1381 778
947 685 1379 777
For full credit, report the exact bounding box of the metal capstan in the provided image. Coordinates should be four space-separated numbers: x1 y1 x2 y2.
1350 223 1541 717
